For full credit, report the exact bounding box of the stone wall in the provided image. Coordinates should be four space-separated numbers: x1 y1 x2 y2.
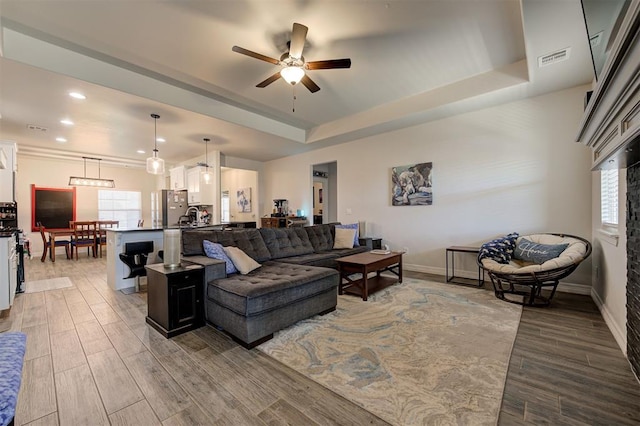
627 164 640 379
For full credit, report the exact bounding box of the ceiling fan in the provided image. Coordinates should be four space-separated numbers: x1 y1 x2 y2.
232 23 351 93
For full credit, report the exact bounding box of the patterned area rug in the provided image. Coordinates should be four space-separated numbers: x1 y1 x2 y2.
258 278 522 425
24 277 73 293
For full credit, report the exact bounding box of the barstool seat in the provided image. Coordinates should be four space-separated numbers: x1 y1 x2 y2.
119 241 154 291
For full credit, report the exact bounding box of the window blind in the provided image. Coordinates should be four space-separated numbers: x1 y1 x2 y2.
601 169 618 227
98 190 142 228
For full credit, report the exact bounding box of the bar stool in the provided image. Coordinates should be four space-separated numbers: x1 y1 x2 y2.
119 241 154 292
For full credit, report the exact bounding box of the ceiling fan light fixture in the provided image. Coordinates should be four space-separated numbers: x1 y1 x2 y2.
146 113 165 175
281 66 305 85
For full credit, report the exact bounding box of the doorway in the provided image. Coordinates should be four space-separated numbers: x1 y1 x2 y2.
312 162 337 224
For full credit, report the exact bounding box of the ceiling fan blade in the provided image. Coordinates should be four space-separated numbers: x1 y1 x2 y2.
232 46 280 65
300 74 320 93
288 23 308 59
256 72 282 88
305 58 352 70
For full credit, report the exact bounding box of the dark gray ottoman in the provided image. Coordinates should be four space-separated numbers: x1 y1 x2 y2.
205 261 339 348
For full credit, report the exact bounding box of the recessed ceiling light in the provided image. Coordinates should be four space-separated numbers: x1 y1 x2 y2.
60 119 74 126
136 149 145 154
69 92 86 100
156 137 166 143
56 137 67 143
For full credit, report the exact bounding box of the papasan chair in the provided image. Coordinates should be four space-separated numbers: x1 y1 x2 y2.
477 233 591 306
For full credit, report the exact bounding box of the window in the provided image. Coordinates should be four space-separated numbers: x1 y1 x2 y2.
98 190 141 228
221 191 230 223
601 169 619 227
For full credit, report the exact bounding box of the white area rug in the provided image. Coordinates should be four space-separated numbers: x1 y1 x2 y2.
25 277 73 293
259 278 522 425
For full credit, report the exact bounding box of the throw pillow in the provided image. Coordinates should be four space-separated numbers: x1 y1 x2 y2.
333 228 356 249
478 232 519 264
513 238 569 264
223 246 261 275
202 240 238 275
335 223 360 246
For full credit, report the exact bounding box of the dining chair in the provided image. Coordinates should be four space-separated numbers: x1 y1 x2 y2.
96 220 119 258
38 223 70 262
70 221 97 259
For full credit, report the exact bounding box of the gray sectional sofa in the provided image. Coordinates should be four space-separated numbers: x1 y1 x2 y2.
181 223 367 348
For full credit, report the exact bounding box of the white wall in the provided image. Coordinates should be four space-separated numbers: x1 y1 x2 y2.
221 168 258 223
262 85 593 286
16 155 158 255
591 169 628 353
222 155 264 217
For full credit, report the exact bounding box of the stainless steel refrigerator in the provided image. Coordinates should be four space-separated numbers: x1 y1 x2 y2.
155 190 189 228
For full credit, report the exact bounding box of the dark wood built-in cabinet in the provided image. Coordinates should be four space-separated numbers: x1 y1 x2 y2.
261 217 286 228
145 263 204 338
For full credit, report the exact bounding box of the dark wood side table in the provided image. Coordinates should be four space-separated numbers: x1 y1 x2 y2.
145 263 204 338
445 246 484 287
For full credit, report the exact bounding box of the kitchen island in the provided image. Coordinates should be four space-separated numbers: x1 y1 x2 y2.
106 228 164 291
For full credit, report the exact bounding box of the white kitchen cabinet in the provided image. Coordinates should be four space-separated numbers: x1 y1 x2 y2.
0 142 17 202
187 166 215 206
169 166 187 190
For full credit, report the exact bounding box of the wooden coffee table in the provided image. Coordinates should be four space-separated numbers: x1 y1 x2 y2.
336 251 403 301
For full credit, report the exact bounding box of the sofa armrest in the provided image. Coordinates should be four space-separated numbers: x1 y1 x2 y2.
181 255 226 283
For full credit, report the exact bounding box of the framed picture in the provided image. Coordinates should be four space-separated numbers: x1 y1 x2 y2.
392 162 432 206
236 187 251 213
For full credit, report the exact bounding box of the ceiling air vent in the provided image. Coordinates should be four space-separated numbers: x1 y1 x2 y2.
538 47 571 67
27 124 48 132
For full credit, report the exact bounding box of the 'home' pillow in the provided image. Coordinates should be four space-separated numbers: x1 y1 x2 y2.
333 228 356 249
335 223 360 247
202 240 238 275
478 232 519 264
223 246 261 275
513 238 569 264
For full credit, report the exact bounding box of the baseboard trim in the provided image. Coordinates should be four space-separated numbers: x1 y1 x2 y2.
556 281 591 295
591 288 627 356
404 263 591 295
404 264 447 276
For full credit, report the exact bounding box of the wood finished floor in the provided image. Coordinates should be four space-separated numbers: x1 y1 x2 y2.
0 257 637 425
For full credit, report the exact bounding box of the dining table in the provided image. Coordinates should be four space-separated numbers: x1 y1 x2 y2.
47 228 74 262
47 221 120 261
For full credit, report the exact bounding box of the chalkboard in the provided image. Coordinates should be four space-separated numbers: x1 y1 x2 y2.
31 185 76 231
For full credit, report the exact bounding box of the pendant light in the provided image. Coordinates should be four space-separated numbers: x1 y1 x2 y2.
146 113 165 175
202 137 212 185
69 156 115 188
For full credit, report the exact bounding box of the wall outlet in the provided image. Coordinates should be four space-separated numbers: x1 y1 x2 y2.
346 208 352 215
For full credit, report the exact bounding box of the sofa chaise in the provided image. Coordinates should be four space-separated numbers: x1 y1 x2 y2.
181 223 367 348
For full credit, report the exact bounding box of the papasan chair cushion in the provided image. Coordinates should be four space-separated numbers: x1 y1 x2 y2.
478 233 591 306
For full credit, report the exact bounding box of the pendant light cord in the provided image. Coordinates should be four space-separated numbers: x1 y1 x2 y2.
204 138 209 171
151 113 160 157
